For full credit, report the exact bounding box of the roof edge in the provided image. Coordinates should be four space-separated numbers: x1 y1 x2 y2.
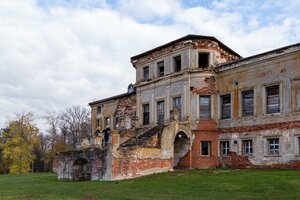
88 91 136 106
130 34 241 63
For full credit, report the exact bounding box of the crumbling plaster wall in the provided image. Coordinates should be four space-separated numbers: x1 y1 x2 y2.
110 121 194 180
56 149 108 181
219 126 300 167
216 51 300 128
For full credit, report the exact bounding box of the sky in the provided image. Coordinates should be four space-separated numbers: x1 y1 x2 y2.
1 0 300 131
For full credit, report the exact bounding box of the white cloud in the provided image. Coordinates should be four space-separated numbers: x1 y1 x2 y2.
0 0 299 130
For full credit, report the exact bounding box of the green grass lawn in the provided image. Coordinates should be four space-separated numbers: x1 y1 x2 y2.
0 169 300 200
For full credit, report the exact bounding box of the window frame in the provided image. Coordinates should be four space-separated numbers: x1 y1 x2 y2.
242 139 253 156
143 66 150 82
104 117 110 127
173 55 182 72
268 138 280 155
143 104 150 125
266 85 280 114
198 52 210 68
201 141 211 156
96 105 102 115
172 96 182 119
157 61 164 77
220 141 230 156
157 100 165 126
220 94 231 119
199 95 211 120
242 90 254 117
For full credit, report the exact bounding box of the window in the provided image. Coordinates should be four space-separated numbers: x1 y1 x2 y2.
105 117 110 127
157 101 165 125
266 85 280 114
157 61 164 77
143 66 149 81
143 104 150 125
173 97 182 119
96 118 102 128
242 140 253 155
97 106 102 114
114 116 120 129
199 95 211 120
268 138 279 155
198 53 209 68
201 141 211 156
173 55 181 72
242 90 254 117
220 141 229 155
221 94 231 119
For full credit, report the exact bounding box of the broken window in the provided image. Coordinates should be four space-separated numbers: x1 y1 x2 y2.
173 97 182 119
198 52 209 68
105 117 110 127
242 90 254 117
157 61 164 77
266 85 280 114
201 141 211 156
221 94 231 119
96 118 102 128
173 55 181 72
220 141 229 155
157 101 164 126
268 138 279 155
143 104 150 125
97 106 102 114
199 95 211 120
143 66 149 81
242 140 253 155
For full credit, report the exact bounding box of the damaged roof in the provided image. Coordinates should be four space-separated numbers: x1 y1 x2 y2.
130 34 241 61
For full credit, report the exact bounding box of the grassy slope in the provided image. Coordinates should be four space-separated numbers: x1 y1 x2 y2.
0 169 300 200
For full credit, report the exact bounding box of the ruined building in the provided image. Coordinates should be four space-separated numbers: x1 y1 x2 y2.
55 35 300 181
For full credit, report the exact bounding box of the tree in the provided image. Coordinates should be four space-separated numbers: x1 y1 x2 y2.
1 112 39 174
59 106 91 149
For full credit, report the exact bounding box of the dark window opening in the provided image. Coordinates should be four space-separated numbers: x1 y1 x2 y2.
199 95 211 120
173 97 182 119
143 66 149 81
221 94 231 119
220 141 229 155
198 53 209 68
105 117 110 127
201 141 211 156
157 61 164 77
242 90 254 117
97 106 102 114
143 104 150 125
114 116 120 129
242 140 253 155
266 85 280 114
157 101 165 125
96 118 102 128
173 55 181 72
268 138 279 155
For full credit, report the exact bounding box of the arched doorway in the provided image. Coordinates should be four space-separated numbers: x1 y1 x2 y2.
173 131 190 168
73 158 91 181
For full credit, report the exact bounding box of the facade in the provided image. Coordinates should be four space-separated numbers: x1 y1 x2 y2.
55 35 300 181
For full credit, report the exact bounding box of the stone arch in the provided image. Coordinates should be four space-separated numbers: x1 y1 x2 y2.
73 158 91 181
173 131 190 168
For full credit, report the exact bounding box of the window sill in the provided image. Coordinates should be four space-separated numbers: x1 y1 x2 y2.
200 155 211 157
264 155 281 157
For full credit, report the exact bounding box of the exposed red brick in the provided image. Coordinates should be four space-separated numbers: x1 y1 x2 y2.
218 121 300 133
219 152 253 168
191 76 217 95
112 158 172 178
